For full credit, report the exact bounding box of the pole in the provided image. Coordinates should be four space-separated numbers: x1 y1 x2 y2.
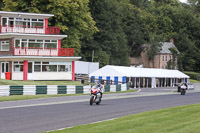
92 50 94 62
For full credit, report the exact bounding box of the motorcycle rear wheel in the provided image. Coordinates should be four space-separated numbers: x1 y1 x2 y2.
90 96 94 105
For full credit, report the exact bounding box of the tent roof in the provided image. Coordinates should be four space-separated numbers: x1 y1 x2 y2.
89 65 189 78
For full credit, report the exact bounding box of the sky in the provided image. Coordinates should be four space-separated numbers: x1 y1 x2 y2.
179 0 188 3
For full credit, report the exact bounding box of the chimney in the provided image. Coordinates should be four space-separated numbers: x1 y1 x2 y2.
170 38 174 44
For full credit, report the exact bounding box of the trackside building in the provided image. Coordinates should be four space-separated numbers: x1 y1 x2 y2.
0 11 81 80
89 65 190 88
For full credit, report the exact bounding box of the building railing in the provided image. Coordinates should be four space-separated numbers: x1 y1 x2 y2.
13 47 74 56
0 25 60 34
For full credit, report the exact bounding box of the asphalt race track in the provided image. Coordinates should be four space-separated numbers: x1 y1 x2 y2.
0 91 200 133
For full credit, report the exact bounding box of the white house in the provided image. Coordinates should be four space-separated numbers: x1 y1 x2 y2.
0 11 81 80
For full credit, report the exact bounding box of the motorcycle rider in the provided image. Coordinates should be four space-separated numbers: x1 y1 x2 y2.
180 82 188 94
95 81 103 98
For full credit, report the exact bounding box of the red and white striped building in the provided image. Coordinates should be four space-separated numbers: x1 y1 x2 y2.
0 11 81 80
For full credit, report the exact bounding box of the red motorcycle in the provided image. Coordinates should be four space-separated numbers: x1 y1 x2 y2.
90 86 102 105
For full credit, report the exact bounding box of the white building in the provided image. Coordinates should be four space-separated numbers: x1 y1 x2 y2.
0 11 81 80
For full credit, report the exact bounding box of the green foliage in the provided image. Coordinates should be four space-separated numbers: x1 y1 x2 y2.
1 0 200 71
81 0 130 66
184 71 200 80
146 35 162 61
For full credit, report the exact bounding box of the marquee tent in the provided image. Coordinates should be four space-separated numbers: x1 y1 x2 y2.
89 65 189 88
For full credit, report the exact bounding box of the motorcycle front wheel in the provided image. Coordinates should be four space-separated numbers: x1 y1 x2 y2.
96 98 101 105
90 96 94 105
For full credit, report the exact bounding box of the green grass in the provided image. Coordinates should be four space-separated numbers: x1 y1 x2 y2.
190 79 200 83
0 94 85 102
0 79 82 85
44 103 200 133
104 89 136 94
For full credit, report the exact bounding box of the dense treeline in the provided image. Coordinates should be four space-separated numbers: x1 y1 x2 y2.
1 0 200 72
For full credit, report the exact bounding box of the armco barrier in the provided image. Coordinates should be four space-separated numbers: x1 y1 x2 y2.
58 85 67 94
0 84 129 96
23 85 36 95
0 86 10 96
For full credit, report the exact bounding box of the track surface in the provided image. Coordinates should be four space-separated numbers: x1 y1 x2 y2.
0 91 200 133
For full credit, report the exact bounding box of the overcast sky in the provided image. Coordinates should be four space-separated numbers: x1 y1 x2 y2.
179 0 187 3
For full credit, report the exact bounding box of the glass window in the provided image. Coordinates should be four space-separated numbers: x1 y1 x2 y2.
34 65 41 72
52 40 57 42
162 56 164 61
45 40 51 42
32 22 43 28
0 40 9 51
42 65 57 72
2 18 7 25
32 19 37 21
29 43 40 48
42 62 49 64
166 55 167 61
21 42 28 48
15 39 20 47
13 65 23 72
35 62 41 65
44 43 57 48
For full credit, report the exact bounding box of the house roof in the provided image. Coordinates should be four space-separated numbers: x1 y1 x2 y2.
89 65 189 78
0 33 67 40
160 42 179 54
0 11 54 19
0 56 81 62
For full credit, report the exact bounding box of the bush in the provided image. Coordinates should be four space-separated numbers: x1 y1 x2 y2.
184 71 200 80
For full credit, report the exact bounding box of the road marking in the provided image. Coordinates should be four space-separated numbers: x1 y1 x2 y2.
0 92 177 110
46 118 116 132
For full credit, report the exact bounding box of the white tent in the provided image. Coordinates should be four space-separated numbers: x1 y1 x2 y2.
89 65 189 88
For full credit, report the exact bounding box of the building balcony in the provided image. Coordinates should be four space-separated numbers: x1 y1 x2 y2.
13 47 74 56
0 25 60 34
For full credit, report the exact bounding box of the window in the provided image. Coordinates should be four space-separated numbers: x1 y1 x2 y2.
2 18 7 25
166 55 167 61
13 61 23 72
0 40 9 51
34 62 41 72
170 55 172 60
42 65 57 72
14 39 57 49
162 56 164 61
33 61 72 72
15 39 20 47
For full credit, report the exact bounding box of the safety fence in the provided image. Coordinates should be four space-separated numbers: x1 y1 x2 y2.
0 84 129 96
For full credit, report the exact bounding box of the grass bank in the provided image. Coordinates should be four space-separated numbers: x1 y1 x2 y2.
190 79 200 83
45 103 200 133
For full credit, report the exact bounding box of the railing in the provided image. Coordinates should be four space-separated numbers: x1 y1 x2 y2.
0 25 60 34
13 47 74 56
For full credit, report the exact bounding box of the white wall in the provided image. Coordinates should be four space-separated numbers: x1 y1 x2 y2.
12 72 23 80
12 72 72 80
33 72 72 80
75 61 99 75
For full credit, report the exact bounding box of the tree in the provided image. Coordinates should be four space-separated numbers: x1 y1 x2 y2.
81 0 130 67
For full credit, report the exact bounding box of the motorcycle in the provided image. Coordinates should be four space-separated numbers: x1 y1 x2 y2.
181 88 186 95
180 84 187 95
90 86 102 105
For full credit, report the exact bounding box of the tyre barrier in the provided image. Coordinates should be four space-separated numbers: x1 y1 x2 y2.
0 84 129 96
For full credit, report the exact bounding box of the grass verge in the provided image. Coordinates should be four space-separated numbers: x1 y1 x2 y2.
44 103 200 133
190 79 200 83
0 79 82 85
0 89 136 102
